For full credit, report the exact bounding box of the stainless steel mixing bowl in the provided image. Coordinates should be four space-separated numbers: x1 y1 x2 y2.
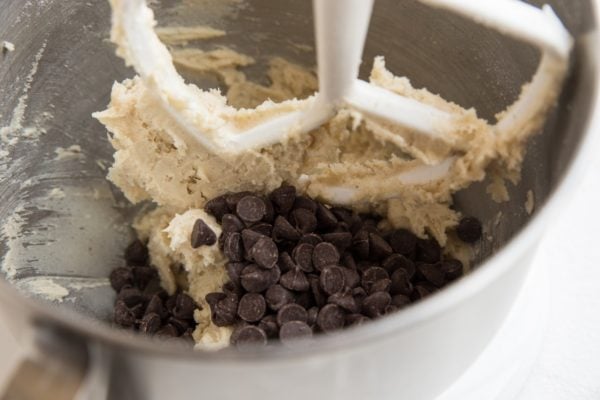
0 0 598 399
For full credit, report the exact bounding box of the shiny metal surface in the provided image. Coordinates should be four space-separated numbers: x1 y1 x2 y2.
0 1 597 399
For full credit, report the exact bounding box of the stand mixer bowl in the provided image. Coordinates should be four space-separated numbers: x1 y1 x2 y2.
0 1 597 399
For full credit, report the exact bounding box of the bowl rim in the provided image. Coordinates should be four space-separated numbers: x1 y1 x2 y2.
0 3 599 364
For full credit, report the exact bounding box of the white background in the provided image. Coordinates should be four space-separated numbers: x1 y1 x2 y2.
0 157 598 398
515 154 600 399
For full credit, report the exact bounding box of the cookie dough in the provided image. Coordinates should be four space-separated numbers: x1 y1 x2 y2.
134 207 231 349
93 56 497 244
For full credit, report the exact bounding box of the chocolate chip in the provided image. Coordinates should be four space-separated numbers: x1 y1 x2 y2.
412 284 432 301
258 315 279 338
328 290 359 313
279 321 312 345
319 265 346 295
417 263 446 287
331 207 353 225
265 284 294 311
362 217 379 230
391 294 411 308
352 230 370 260
114 300 137 327
307 307 319 327
362 292 391 318
225 191 253 211
334 222 350 233
321 232 352 252
146 294 168 319
212 295 238 326
241 229 264 252
361 267 389 292
250 222 273 237
223 281 242 297
290 208 317 234
117 287 144 307
233 325 267 351
317 304 345 332
125 239 148 266
272 216 300 241
139 312 161 334
312 242 340 271
280 268 310 292
277 303 308 325
132 303 146 319
110 267 133 292
298 233 322 246
221 214 244 233
237 293 267 322
346 314 370 327
439 259 463 281
292 243 314 272
369 233 393 260
218 232 228 249
310 275 327 307
229 323 247 345
456 217 482 243
389 229 417 255
278 252 296 273
168 317 191 334
142 278 166 299
191 219 217 248
165 294 177 314
132 266 157 290
156 324 179 338
262 197 275 223
390 268 413 296
294 196 317 213
316 203 338 230
349 216 367 235
249 237 278 269
204 195 229 222
382 254 414 275
173 293 196 320
369 278 392 294
294 291 315 309
341 267 360 289
270 185 296 214
226 262 246 288
357 261 377 273
416 238 441 263
240 264 272 293
205 292 227 308
341 253 357 270
352 285 367 299
267 264 282 286
352 287 367 310
236 195 267 223
223 232 243 262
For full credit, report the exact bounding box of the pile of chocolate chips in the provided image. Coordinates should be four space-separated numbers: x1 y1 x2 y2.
200 186 482 350
110 239 198 344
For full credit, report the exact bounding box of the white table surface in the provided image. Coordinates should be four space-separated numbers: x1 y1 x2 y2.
515 153 600 400
0 156 598 398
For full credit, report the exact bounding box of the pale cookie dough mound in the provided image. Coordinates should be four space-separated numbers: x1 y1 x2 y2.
94 77 311 210
134 208 232 350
